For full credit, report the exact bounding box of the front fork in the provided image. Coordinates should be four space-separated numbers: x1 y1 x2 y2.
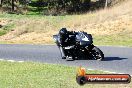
85 44 94 51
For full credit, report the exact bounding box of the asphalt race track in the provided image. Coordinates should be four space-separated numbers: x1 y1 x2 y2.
0 44 132 74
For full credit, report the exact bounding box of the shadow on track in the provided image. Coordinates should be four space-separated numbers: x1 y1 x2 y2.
66 57 128 61
103 57 128 61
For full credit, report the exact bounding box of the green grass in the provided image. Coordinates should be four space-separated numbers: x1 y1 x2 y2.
0 23 15 36
0 41 8 44
93 27 132 47
0 30 7 36
0 61 131 88
0 13 70 19
94 34 132 47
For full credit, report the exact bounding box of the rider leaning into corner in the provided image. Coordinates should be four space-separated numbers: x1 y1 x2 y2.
58 28 76 59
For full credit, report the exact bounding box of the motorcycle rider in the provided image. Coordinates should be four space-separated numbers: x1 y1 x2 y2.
58 28 76 59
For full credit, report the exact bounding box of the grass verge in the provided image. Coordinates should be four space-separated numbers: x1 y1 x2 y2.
0 0 132 46
0 61 131 88
94 35 132 47
0 24 15 35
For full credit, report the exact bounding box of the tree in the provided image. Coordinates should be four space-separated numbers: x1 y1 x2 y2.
105 0 108 8
11 0 15 11
0 0 3 7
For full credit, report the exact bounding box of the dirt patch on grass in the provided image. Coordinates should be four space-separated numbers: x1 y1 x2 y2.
2 32 54 44
0 19 9 27
1 17 132 44
82 17 132 35
2 14 131 44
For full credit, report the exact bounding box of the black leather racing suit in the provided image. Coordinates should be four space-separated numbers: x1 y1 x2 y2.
59 31 76 58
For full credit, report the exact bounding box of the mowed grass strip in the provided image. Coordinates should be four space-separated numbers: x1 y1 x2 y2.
0 61 131 88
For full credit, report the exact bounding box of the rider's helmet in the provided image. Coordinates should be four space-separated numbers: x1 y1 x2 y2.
59 28 68 37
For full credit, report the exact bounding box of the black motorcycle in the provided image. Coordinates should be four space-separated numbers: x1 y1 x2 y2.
53 28 104 61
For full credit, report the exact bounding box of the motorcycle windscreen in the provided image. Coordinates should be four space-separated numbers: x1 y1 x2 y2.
53 35 61 46
53 35 59 42
77 32 93 46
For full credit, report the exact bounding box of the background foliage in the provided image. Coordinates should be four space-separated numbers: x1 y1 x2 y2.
0 0 127 15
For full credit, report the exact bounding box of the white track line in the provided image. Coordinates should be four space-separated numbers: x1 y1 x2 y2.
7 60 16 62
87 68 132 76
0 59 4 61
0 59 24 63
18 61 24 63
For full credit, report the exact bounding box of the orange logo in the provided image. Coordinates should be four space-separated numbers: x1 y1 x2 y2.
76 67 131 85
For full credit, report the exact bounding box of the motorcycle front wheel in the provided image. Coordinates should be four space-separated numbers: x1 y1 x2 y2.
90 46 104 61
